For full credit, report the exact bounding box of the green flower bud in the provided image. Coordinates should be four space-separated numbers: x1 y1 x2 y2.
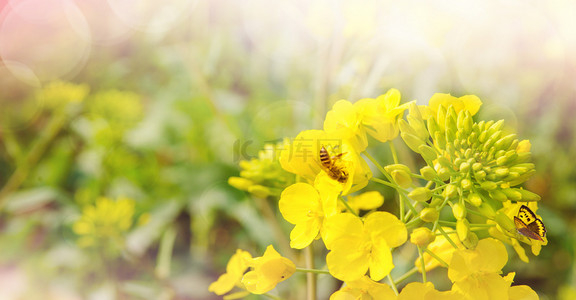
385 164 413 189
494 134 517 151
459 162 470 173
248 185 271 198
420 208 439 223
472 162 483 171
418 145 438 162
517 189 541 202
444 184 458 198
434 131 446 149
427 117 440 137
429 197 443 207
462 232 478 249
501 188 522 201
409 187 433 202
438 168 451 181
467 193 483 207
420 166 437 181
452 203 467 220
494 211 516 233
494 167 509 178
461 178 472 190
457 219 470 241
480 181 498 190
401 132 426 153
410 227 436 247
489 189 507 202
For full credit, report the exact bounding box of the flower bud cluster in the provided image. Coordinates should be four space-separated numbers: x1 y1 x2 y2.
229 141 294 198
402 104 540 211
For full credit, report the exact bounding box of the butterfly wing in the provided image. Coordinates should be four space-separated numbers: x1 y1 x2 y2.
517 205 537 224
514 216 544 241
527 218 546 240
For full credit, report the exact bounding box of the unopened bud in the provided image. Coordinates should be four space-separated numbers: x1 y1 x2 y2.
420 166 437 181
467 193 483 207
457 219 470 241
494 211 516 233
420 208 439 223
494 167 509 178
501 188 522 201
461 179 472 190
452 203 467 220
480 181 498 190
248 185 271 198
459 162 470 173
444 184 458 198
438 168 451 181
228 177 254 191
419 145 438 162
401 132 425 153
410 227 436 247
489 189 507 202
462 232 479 249
408 187 432 202
517 189 541 202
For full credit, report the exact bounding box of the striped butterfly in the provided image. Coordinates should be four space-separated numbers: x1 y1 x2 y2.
514 205 546 242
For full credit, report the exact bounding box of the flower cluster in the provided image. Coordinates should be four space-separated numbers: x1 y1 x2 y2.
73 197 136 258
212 90 546 299
229 140 294 198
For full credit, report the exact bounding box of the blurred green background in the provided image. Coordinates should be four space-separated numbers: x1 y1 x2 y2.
0 0 575 299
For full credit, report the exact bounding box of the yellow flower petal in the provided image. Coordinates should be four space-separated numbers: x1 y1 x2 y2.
509 285 539 300
327 247 369 282
289 220 321 249
368 238 393 281
323 213 363 250
348 191 384 211
279 183 321 224
364 211 407 248
242 245 295 294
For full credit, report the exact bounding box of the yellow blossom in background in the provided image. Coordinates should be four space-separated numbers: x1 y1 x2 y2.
324 99 368 152
40 80 90 109
87 89 143 127
329 276 396 300
324 212 407 281
355 88 411 143
279 182 338 249
397 282 463 300
420 93 482 120
241 245 295 294
208 249 252 296
340 191 384 214
73 197 135 256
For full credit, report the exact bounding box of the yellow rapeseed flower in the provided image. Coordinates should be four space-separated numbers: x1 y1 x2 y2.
448 238 538 300
398 282 463 300
241 245 295 294
329 276 396 300
279 182 338 249
323 212 407 281
73 197 135 256
340 191 384 214
279 130 371 195
208 249 252 296
420 93 482 120
324 99 369 152
354 88 411 143
41 80 90 109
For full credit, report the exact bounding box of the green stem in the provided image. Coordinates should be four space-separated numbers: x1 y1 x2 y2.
263 293 283 300
362 151 387 176
305 245 316 300
393 267 418 285
436 226 459 249
295 268 331 275
387 275 399 295
424 248 449 268
405 217 423 229
370 177 405 191
0 112 70 208
389 142 399 164
418 246 427 283
338 196 358 217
